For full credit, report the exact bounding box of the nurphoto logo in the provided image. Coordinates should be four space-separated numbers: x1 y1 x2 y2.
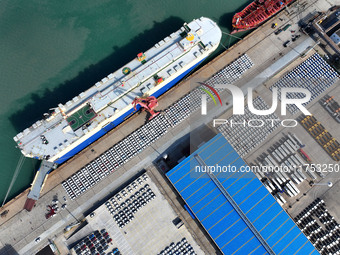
200 83 312 116
198 83 223 115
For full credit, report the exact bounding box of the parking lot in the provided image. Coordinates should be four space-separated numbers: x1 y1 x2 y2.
70 229 118 255
67 173 203 255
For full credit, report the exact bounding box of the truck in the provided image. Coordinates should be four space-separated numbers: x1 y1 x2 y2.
282 24 292 31
268 155 279 166
297 169 307 180
288 181 300 195
272 151 281 163
298 148 312 163
263 180 273 193
284 184 295 197
264 157 275 167
292 133 305 148
290 173 301 184
275 149 285 162
284 141 296 154
287 134 300 150
280 144 291 156
294 154 306 165
289 155 300 167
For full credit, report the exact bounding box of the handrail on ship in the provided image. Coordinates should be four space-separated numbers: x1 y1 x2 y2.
97 43 184 98
94 19 206 102
194 154 276 255
60 21 207 118
64 42 185 117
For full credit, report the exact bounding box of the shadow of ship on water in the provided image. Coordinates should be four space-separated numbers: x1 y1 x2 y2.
9 16 186 133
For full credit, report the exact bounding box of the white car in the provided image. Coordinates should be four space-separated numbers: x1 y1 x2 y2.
35 237 41 243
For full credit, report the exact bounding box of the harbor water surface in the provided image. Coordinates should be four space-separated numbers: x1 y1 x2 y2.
0 0 252 205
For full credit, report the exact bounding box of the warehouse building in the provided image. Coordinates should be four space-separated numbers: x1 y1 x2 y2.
166 134 319 255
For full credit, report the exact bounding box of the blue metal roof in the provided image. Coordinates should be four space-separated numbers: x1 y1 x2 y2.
166 134 319 255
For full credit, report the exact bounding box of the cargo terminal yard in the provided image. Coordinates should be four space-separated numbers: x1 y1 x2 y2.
1 0 340 254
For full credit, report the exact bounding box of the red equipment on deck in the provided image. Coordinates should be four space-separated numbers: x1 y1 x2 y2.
132 96 160 120
231 0 294 34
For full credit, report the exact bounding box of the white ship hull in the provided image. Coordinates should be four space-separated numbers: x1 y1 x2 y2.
14 17 222 164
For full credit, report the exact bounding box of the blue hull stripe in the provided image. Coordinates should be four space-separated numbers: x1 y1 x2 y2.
55 58 206 164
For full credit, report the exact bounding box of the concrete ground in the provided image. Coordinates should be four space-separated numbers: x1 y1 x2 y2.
243 72 340 222
57 173 204 255
0 0 338 254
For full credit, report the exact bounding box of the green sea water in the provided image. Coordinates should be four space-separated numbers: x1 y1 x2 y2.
0 0 252 205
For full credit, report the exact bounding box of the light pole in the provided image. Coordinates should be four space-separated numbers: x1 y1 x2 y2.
64 207 79 223
314 181 333 187
310 181 333 187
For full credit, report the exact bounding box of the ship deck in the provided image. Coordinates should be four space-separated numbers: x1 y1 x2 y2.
14 17 221 162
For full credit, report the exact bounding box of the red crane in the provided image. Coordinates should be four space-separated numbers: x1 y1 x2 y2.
132 96 160 120
45 205 56 219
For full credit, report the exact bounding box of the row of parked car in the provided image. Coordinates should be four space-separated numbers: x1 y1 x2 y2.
73 229 113 255
106 184 156 228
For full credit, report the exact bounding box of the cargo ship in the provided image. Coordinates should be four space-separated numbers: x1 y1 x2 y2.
14 17 222 164
14 17 221 165
231 0 294 34
15 17 221 209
